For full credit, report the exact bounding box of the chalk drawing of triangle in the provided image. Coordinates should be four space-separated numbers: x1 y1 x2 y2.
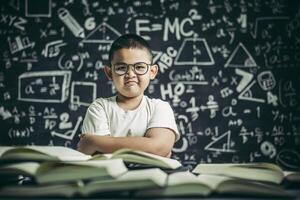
174 38 215 66
224 43 257 68
81 22 121 44
238 80 265 103
204 131 236 153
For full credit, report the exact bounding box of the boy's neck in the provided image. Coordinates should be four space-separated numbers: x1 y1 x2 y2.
116 94 144 111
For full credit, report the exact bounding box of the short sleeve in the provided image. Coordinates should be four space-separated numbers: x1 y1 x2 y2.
147 101 180 141
81 101 111 136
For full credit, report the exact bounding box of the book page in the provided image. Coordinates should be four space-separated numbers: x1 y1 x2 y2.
0 162 40 176
0 146 14 157
112 149 181 169
3 146 91 161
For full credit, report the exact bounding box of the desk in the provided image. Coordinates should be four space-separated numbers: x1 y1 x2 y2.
0 190 299 200
0 176 299 200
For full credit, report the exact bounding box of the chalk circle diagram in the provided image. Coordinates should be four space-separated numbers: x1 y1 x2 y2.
276 149 300 170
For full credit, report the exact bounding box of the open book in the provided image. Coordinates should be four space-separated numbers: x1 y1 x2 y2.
284 171 300 183
136 171 289 197
92 148 182 169
0 168 167 198
0 159 127 184
0 146 182 170
192 162 286 184
282 171 300 188
0 146 91 162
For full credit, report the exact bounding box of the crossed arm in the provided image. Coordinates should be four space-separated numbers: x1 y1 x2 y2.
77 127 176 157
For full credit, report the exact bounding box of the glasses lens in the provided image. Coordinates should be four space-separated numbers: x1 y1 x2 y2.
134 62 148 75
114 64 127 75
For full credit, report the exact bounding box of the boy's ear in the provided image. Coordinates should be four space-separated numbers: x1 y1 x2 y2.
104 65 112 80
149 64 158 80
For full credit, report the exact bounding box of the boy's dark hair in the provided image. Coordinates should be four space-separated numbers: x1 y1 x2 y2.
108 33 153 66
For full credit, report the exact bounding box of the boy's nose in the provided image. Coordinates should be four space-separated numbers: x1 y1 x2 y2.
125 65 136 76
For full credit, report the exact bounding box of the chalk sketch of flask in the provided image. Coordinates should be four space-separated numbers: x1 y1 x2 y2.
58 8 85 38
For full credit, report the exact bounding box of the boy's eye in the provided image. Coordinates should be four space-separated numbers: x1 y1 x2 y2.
134 63 147 70
115 65 127 71
135 65 146 70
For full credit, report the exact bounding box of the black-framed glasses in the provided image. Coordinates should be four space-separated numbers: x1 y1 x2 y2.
112 62 151 76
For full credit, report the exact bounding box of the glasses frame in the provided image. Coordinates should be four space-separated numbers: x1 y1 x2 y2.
112 62 152 76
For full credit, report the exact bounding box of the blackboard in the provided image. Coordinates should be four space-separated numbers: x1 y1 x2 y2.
0 0 299 170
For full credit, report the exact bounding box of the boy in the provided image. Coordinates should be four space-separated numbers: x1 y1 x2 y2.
77 34 179 157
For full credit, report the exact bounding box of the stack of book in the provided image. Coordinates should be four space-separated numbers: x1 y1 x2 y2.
0 146 299 198
136 162 300 198
0 146 182 197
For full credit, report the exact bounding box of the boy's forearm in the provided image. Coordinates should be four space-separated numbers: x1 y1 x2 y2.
78 129 176 157
91 135 171 157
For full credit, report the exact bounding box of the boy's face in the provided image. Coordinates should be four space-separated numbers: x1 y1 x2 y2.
105 48 158 99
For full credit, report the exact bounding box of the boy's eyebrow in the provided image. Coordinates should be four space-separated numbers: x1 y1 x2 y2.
113 62 127 65
113 61 151 65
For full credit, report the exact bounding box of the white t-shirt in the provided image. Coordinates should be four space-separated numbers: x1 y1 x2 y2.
81 95 180 141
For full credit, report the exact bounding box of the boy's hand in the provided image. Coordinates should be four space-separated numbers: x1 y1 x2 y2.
166 151 172 158
77 134 97 155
